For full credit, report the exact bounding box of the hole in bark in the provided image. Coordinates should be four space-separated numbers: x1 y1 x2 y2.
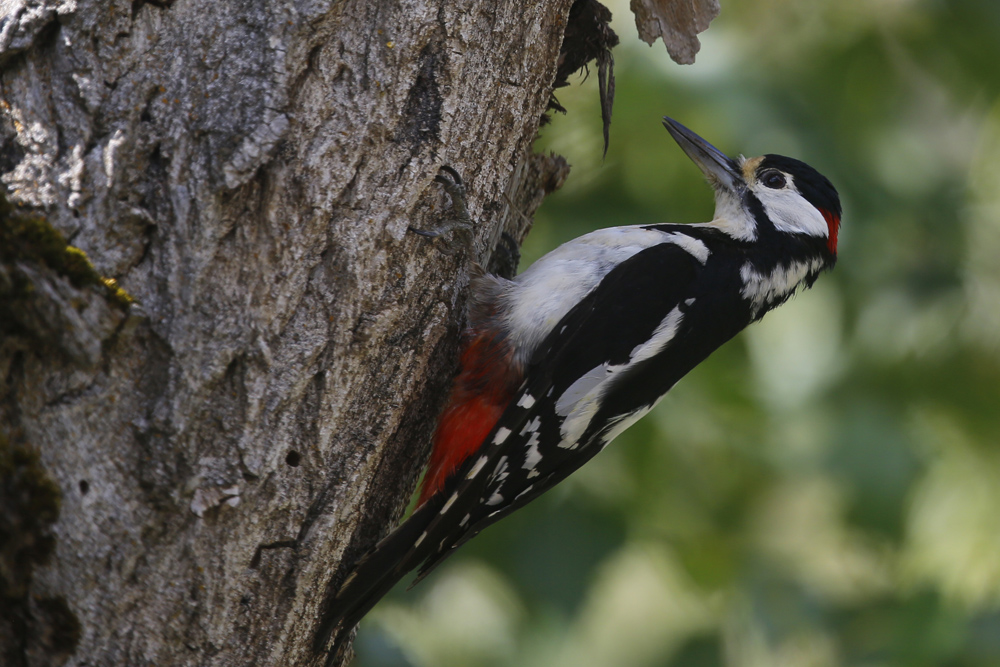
79 480 89 495
285 451 301 467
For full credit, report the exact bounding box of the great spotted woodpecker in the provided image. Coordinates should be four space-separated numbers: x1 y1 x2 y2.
315 117 841 651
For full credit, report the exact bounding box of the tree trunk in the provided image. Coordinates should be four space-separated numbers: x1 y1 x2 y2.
0 0 573 664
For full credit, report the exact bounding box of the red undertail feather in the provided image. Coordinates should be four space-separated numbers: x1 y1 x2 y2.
820 208 840 255
419 330 521 505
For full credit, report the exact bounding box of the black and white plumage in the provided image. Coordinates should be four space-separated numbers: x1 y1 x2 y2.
314 118 842 653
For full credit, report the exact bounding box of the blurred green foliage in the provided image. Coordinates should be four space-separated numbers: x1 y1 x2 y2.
355 1 1000 664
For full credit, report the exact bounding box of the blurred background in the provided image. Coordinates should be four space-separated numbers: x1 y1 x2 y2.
355 1 1000 665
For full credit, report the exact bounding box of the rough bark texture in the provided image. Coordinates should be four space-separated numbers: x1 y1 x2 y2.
0 0 572 665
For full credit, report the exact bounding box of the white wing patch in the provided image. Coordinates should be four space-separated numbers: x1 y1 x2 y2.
440 492 459 514
517 393 536 409
627 306 685 365
659 232 710 264
466 455 488 479
491 456 509 484
555 306 684 422
555 365 611 418
556 306 685 449
520 417 541 435
740 259 825 317
523 431 542 472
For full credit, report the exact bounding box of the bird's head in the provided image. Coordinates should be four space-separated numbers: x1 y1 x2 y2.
662 117 841 256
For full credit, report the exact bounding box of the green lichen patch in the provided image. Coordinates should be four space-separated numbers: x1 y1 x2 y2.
101 276 135 307
0 192 134 307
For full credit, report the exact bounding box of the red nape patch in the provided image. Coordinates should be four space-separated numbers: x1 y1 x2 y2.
418 332 521 505
820 208 840 254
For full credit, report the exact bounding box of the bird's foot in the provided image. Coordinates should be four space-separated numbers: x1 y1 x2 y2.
410 166 474 255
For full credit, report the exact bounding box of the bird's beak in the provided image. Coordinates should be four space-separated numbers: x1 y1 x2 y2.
662 117 744 193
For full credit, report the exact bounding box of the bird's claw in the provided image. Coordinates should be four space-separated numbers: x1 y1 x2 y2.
434 165 465 192
411 166 475 254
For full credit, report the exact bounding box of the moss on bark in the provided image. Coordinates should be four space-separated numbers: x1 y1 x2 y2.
0 193 134 308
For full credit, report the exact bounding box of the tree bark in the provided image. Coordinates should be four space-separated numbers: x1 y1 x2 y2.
0 0 572 665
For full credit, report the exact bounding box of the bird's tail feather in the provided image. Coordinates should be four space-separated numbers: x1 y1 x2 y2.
312 493 446 655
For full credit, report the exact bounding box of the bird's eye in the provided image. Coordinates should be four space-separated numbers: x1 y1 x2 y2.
761 171 786 189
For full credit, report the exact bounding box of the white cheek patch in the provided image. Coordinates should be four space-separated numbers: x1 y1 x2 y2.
756 179 828 239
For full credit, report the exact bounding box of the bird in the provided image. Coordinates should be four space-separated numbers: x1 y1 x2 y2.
314 117 842 654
